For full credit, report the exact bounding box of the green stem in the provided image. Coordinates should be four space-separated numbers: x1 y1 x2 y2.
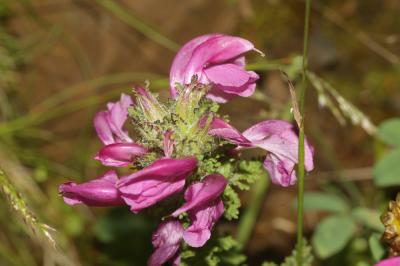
237 174 269 248
297 0 312 265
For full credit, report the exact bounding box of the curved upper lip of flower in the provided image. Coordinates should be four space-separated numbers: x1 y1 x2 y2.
169 33 263 102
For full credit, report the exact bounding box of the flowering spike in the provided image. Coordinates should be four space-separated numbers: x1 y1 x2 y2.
59 33 317 265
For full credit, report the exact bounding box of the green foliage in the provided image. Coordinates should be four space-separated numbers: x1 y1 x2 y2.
300 192 350 213
181 236 246 266
223 185 241 220
378 118 400 147
301 189 384 263
352 207 384 232
312 215 356 259
374 118 400 187
231 160 264 190
199 158 264 220
373 149 400 187
369 233 385 262
222 160 264 220
280 243 313 266
262 240 313 266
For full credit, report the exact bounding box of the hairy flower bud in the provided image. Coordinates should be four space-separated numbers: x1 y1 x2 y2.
133 86 167 122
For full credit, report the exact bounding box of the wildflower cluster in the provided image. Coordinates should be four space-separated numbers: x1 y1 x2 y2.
59 34 314 265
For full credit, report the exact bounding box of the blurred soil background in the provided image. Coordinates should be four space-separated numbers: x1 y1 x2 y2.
0 0 399 265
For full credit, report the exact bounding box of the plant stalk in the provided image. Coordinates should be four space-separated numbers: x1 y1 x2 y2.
237 174 269 248
297 0 312 265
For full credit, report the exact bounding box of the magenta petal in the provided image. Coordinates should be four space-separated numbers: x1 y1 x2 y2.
242 120 314 172
183 199 224 247
183 35 255 83
206 80 257 103
215 70 258 96
171 254 181 266
208 118 251 146
94 143 147 167
94 94 133 145
204 63 251 87
117 157 197 213
170 34 222 98
263 153 296 187
172 174 227 217
169 34 260 102
148 220 183 266
94 111 114 145
107 93 133 143
375 257 400 266
59 170 124 206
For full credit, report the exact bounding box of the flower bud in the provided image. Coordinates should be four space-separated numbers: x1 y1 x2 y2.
59 171 124 206
134 86 166 122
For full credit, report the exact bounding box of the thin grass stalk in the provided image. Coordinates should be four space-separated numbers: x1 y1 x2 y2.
296 0 312 265
0 169 56 249
237 173 269 248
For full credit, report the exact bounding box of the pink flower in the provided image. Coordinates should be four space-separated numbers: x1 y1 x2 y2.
172 174 227 247
94 93 133 145
117 157 198 213
375 257 400 266
59 170 124 206
209 118 314 187
94 143 148 167
93 94 148 167
148 220 183 266
170 34 261 103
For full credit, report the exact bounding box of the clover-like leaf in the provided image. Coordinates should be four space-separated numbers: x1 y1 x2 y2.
312 215 356 259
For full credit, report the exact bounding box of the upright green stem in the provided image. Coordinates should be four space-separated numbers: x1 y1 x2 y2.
297 0 312 265
237 174 269 248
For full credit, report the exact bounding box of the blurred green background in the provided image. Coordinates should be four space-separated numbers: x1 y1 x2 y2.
0 0 399 265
